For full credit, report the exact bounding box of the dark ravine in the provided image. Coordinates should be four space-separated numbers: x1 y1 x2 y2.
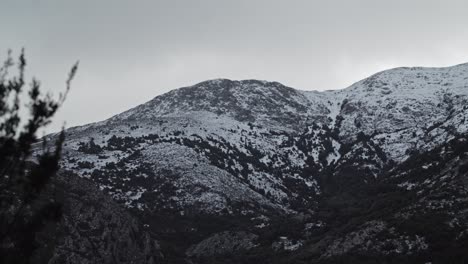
38 63 468 263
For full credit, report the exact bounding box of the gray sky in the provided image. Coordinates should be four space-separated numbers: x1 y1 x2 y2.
2 0 468 133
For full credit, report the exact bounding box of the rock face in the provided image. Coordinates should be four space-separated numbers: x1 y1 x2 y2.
49 173 163 264
186 231 258 257
304 136 468 264
40 63 468 263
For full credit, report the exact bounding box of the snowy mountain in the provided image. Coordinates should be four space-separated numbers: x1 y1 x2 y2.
40 63 468 263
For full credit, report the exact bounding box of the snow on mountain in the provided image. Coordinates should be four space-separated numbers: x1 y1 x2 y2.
47 63 468 218
32 62 468 263
324 63 468 160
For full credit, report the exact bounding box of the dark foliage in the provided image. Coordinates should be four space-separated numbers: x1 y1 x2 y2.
0 50 77 264
77 138 102 154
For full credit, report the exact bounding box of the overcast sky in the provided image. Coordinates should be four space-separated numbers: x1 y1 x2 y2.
2 0 468 133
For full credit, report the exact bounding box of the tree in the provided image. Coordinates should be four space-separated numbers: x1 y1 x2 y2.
0 49 78 263
77 137 103 154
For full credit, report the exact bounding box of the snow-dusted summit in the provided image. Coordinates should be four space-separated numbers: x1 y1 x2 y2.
53 63 468 214
41 63 468 263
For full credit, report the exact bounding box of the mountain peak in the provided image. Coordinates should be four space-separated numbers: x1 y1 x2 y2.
343 61 468 96
192 78 286 90
46 62 468 262
111 78 313 127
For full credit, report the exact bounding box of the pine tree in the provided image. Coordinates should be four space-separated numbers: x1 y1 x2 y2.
0 49 78 263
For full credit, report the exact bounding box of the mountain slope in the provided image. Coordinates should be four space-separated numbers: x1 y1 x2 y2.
40 62 468 263
25 170 164 264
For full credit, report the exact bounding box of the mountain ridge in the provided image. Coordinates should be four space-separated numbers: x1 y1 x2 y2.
37 62 468 263
60 62 468 133
47 61 468 212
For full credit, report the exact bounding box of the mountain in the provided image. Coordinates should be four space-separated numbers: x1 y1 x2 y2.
39 63 468 263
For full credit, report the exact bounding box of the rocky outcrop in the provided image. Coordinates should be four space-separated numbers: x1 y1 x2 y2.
186 231 258 257
49 173 163 264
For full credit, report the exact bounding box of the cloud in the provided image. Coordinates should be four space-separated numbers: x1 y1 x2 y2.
1 0 468 133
